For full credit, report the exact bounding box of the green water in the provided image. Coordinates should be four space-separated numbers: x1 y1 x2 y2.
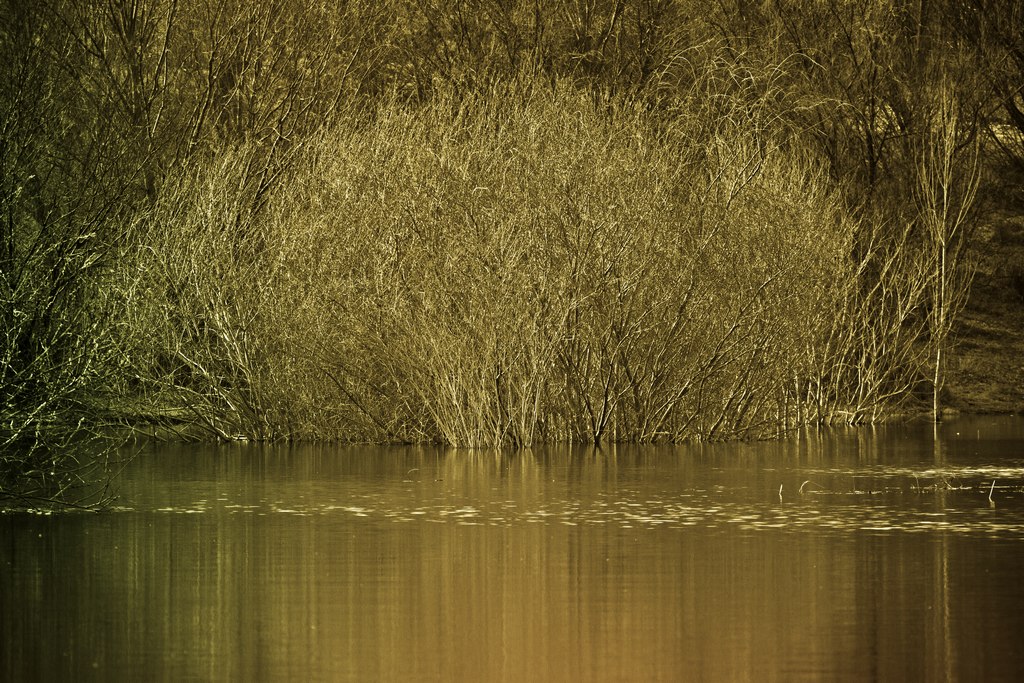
4 416 1024 681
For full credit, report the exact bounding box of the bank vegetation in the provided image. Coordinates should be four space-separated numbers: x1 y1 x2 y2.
2 0 1020 505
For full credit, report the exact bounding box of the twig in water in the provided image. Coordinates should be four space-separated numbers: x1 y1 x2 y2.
989 479 996 503
778 484 783 502
799 480 823 494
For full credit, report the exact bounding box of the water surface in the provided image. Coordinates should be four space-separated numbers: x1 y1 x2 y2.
3 416 1024 681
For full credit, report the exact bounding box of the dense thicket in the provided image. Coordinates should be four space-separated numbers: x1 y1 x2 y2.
2 0 1015 503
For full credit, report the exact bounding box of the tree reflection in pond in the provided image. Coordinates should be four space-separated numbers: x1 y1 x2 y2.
3 416 1024 681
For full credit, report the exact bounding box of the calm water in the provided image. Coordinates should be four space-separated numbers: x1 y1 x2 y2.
3 416 1024 682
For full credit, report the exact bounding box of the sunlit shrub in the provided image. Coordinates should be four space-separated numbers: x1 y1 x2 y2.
272 77 855 443
126 70 899 445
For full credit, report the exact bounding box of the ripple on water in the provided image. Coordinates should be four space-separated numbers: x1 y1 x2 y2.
132 479 1024 537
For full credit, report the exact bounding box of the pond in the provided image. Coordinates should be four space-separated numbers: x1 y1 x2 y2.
3 416 1024 681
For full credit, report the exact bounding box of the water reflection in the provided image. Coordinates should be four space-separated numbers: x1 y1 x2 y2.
114 431 1024 536
3 416 1024 681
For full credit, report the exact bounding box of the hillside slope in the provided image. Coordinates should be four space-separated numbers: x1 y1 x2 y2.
948 163 1024 414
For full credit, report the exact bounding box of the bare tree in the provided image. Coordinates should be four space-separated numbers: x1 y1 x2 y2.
914 75 981 421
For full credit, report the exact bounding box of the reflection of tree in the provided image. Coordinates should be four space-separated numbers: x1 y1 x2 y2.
931 423 954 681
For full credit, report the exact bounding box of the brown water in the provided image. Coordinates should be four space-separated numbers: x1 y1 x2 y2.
3 416 1024 682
